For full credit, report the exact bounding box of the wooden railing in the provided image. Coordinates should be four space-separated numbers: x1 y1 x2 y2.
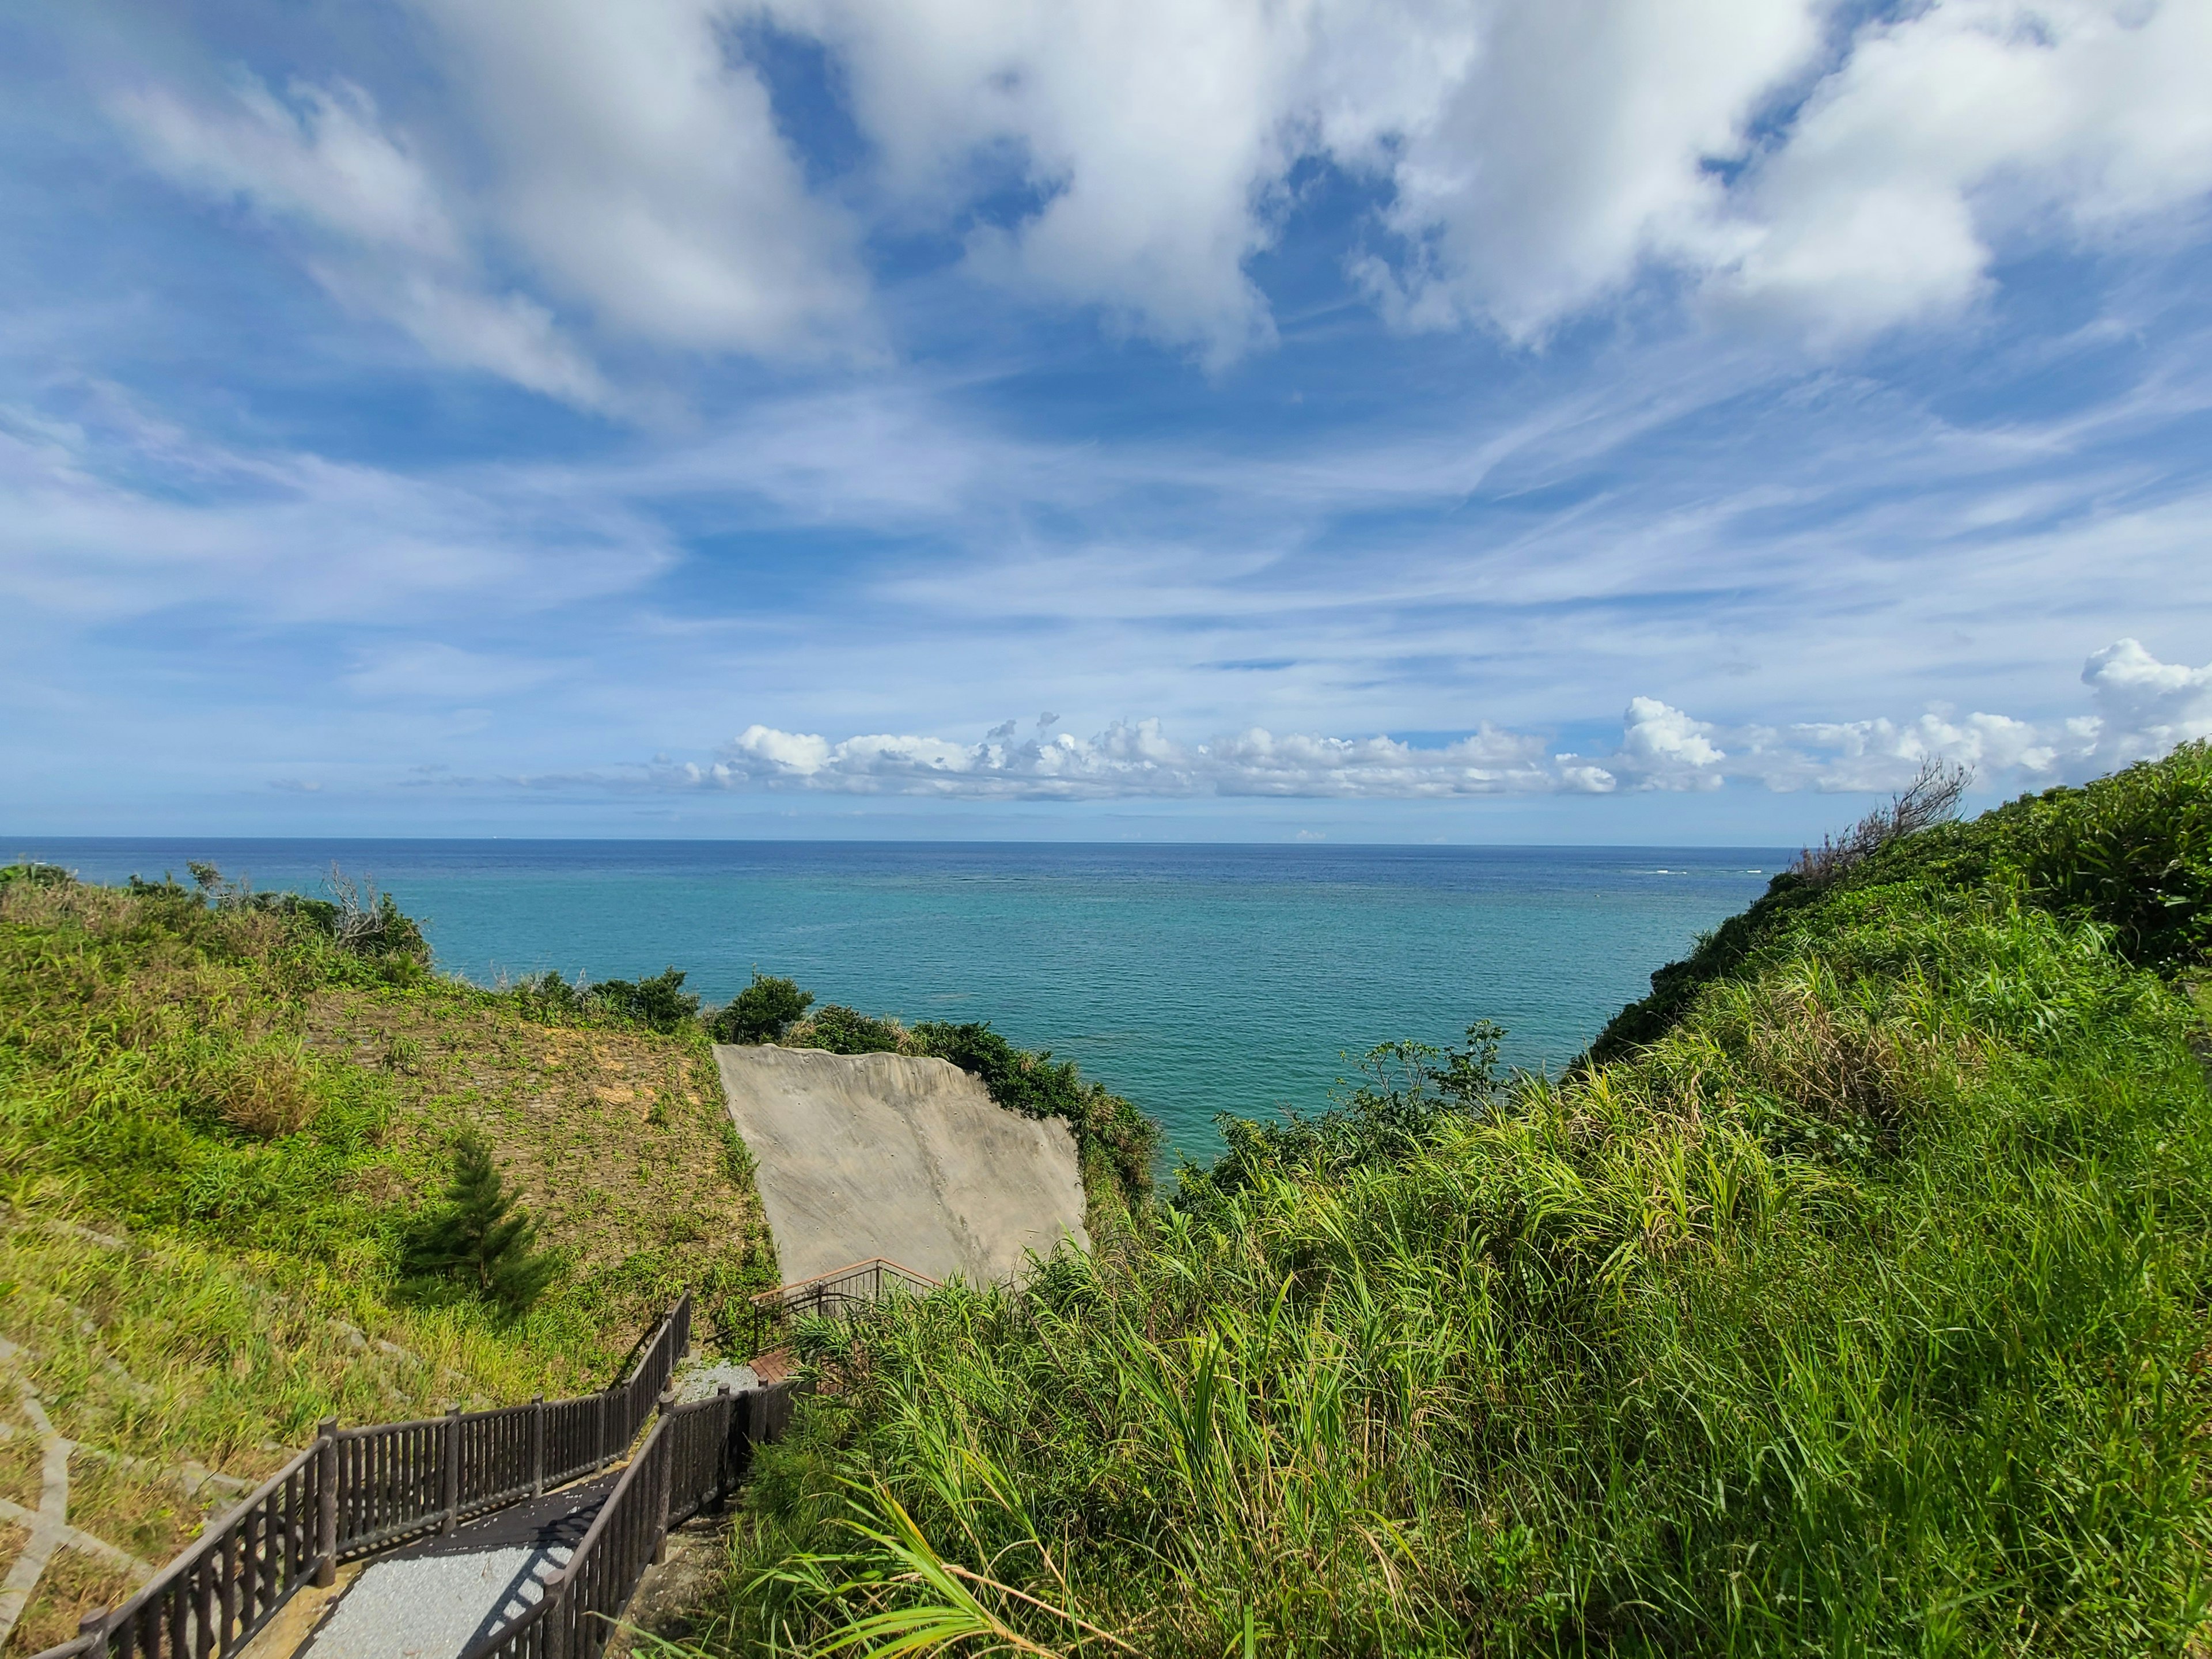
748 1257 940 1357
456 1379 805 1659
36 1293 696 1659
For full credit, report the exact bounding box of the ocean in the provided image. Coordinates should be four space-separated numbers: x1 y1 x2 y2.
10 839 1784 1163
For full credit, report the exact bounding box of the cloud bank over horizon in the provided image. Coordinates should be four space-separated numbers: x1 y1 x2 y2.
693 641 2212 803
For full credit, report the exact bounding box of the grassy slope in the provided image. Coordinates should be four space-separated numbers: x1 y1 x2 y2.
704 745 2212 1657
0 876 775 1653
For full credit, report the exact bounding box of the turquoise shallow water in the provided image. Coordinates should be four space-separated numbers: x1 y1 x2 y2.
14 840 1783 1161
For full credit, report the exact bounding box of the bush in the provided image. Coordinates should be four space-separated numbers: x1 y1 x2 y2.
1188 1020 1506 1199
589 967 699 1034
199 1044 323 1139
789 1004 906 1055
908 1020 1086 1118
709 971 814 1044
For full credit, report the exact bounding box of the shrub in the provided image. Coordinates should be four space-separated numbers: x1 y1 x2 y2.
908 1020 1086 1119
1791 756 1970 884
1189 1020 1506 1198
0 861 73 889
789 1004 905 1055
589 967 699 1034
709 971 814 1044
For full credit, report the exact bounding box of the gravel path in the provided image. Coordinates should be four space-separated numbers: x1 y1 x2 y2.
299 1478 613 1659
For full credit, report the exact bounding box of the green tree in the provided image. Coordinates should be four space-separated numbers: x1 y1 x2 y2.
711 971 814 1043
403 1136 558 1315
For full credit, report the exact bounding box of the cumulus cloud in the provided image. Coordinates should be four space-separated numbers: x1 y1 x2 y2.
1707 0 2212 342
104 0 2212 380
110 75 614 408
2081 637 2212 764
685 641 2211 800
760 0 2212 355
709 714 1556 799
413 0 870 356
103 0 2212 378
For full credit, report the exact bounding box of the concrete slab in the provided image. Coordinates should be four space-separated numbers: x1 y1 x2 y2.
713 1046 1089 1285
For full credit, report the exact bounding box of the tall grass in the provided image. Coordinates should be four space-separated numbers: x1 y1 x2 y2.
697 757 2212 1655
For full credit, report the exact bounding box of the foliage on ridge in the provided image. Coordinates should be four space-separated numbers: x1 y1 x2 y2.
694 745 2212 1656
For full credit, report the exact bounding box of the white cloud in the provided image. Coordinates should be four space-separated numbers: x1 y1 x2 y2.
110 75 613 408
693 641 2211 800
714 713 1556 798
1356 0 1824 339
2080 636 2212 764
413 0 869 356
759 0 2212 355
0 384 672 623
101 0 2212 376
1707 0 2212 342
1608 696 1729 790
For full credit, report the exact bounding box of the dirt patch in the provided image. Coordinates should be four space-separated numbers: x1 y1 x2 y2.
302 993 775 1338
602 1518 731 1658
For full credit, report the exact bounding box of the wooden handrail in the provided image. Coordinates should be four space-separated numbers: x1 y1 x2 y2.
36 1291 695 1659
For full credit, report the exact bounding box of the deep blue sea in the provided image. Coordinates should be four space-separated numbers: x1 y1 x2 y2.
10 840 1784 1162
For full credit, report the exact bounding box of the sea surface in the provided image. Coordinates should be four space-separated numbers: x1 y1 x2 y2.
11 839 1784 1162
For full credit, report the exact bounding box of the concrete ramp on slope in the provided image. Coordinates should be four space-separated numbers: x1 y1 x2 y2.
713 1044 1089 1285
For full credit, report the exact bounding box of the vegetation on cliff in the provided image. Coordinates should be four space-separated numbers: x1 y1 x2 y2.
699 744 2212 1656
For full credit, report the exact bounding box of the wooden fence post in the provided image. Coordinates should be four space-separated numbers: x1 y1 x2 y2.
76 1607 107 1659
652 1385 678 1564
441 1405 462 1536
315 1418 339 1586
531 1395 546 1497
714 1385 732 1509
594 1390 608 1472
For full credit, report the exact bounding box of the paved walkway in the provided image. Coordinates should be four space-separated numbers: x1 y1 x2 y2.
713 1045 1089 1284
297 1476 615 1659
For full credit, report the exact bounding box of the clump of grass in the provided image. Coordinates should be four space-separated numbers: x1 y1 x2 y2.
200 1043 322 1138
695 750 2212 1656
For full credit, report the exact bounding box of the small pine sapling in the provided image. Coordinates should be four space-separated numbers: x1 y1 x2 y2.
404 1135 558 1314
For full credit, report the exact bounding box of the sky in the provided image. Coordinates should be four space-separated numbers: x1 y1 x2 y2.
4 0 2211 844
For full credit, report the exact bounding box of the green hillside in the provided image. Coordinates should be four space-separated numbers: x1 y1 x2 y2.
706 744 2212 1656
0 867 775 1651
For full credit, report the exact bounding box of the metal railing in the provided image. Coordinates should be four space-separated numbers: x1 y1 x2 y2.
36 1293 695 1659
747 1257 940 1357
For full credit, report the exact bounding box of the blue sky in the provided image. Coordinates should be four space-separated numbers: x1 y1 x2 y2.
5 0 2211 842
